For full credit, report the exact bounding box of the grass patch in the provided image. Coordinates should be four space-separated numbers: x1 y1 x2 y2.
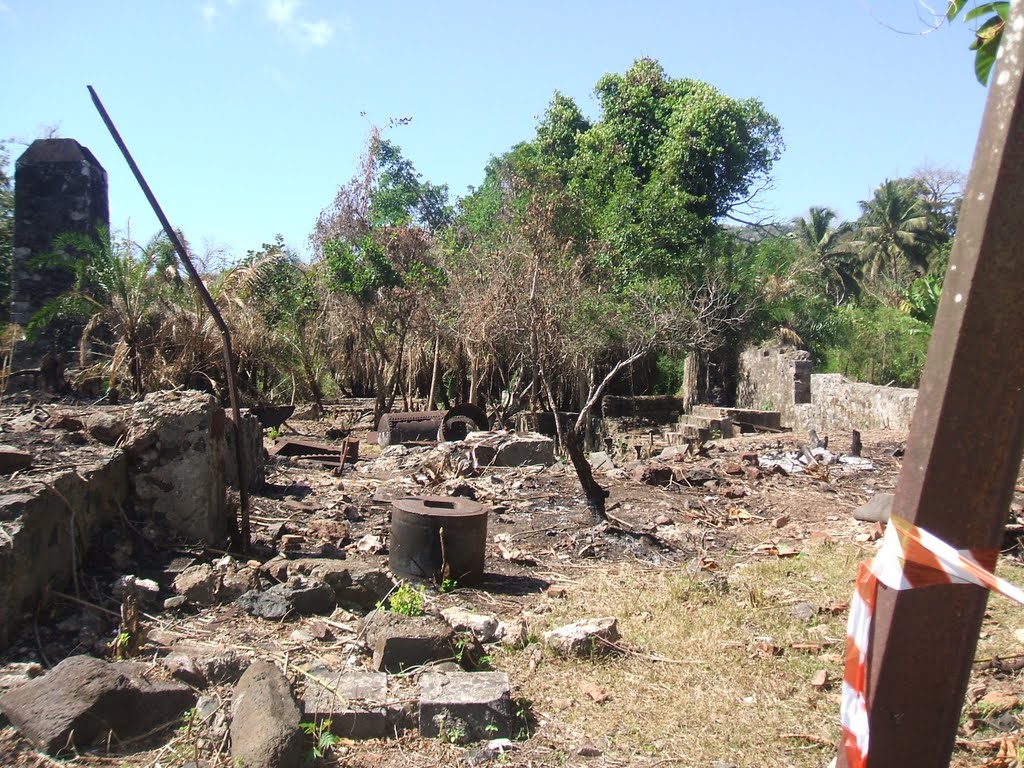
499 543 1024 766
501 541 859 766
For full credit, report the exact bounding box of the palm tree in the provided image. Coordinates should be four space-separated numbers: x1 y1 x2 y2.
30 228 166 396
791 206 859 304
856 180 934 285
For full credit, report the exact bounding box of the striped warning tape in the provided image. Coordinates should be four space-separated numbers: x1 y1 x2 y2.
841 515 1024 768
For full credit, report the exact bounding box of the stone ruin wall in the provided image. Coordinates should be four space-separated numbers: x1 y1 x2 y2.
737 345 918 433
0 391 263 648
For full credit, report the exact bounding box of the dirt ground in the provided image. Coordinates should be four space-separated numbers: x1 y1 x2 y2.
0 400 1022 768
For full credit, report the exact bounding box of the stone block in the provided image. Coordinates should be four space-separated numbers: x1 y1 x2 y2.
360 612 454 673
440 607 499 643
0 453 127 648
543 617 620 657
418 671 514 741
0 655 195 755
631 463 674 486
0 446 32 473
300 667 389 739
231 661 303 768
471 434 555 467
237 580 336 620
853 492 894 523
125 391 227 542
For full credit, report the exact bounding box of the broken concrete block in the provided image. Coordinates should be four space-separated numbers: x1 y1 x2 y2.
589 452 614 471
219 564 259 601
356 533 386 554
231 660 303 768
300 667 389 739
173 564 221 606
266 558 394 611
0 655 196 755
237 580 337 620
0 445 32 473
418 671 514 741
472 434 555 467
543 617 620 657
360 612 454 673
496 617 529 649
441 607 499 643
854 492 893 524
84 412 126 445
631 463 674 486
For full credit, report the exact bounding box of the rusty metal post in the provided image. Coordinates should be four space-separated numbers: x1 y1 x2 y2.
837 12 1024 768
87 86 251 552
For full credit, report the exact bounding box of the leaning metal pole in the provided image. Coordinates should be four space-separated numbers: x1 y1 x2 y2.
837 9 1024 767
87 86 250 553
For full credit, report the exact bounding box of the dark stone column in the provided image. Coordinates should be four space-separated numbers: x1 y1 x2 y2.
11 139 109 366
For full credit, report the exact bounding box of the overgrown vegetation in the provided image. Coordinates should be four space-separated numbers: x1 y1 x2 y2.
9 59 962 435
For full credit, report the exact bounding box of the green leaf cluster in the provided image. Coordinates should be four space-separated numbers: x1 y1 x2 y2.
947 1 1009 84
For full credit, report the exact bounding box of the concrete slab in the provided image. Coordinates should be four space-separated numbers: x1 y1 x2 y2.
418 671 514 741
301 667 389 739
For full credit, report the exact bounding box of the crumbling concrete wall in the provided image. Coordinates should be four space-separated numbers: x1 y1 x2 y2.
737 346 918 432
0 390 265 649
125 390 262 543
0 453 128 648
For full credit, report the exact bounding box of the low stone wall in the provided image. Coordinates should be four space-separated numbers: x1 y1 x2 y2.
601 395 686 421
0 390 265 649
738 346 918 432
0 454 127 648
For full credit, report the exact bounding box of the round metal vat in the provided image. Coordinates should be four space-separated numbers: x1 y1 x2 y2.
389 495 489 584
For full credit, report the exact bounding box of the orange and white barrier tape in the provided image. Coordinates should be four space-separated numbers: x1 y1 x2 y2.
841 515 1024 768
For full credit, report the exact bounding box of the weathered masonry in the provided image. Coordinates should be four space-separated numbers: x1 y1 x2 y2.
737 345 918 432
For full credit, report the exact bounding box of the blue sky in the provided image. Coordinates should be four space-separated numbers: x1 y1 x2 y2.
1 1 989 262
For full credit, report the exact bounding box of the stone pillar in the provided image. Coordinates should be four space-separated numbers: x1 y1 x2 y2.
11 139 109 362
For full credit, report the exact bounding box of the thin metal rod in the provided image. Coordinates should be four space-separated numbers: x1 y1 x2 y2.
87 85 250 552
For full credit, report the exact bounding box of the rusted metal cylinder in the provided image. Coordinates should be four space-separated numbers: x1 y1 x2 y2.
377 411 446 446
377 404 488 447
389 495 489 585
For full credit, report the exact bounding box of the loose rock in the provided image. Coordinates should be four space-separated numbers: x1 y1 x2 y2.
231 660 304 768
543 617 620 657
0 655 195 755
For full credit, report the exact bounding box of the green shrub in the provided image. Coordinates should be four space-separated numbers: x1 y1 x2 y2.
821 303 930 387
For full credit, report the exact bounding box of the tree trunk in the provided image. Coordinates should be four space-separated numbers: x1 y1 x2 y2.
565 427 608 521
427 336 440 409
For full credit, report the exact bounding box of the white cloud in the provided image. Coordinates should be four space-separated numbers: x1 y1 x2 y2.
0 1 11 12
300 19 333 47
264 0 333 49
200 2 218 21
265 0 298 25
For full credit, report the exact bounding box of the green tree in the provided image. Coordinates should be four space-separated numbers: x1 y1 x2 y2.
568 58 784 284
450 59 784 515
855 179 936 287
30 228 167 397
315 132 450 421
947 0 1009 84
791 206 859 304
